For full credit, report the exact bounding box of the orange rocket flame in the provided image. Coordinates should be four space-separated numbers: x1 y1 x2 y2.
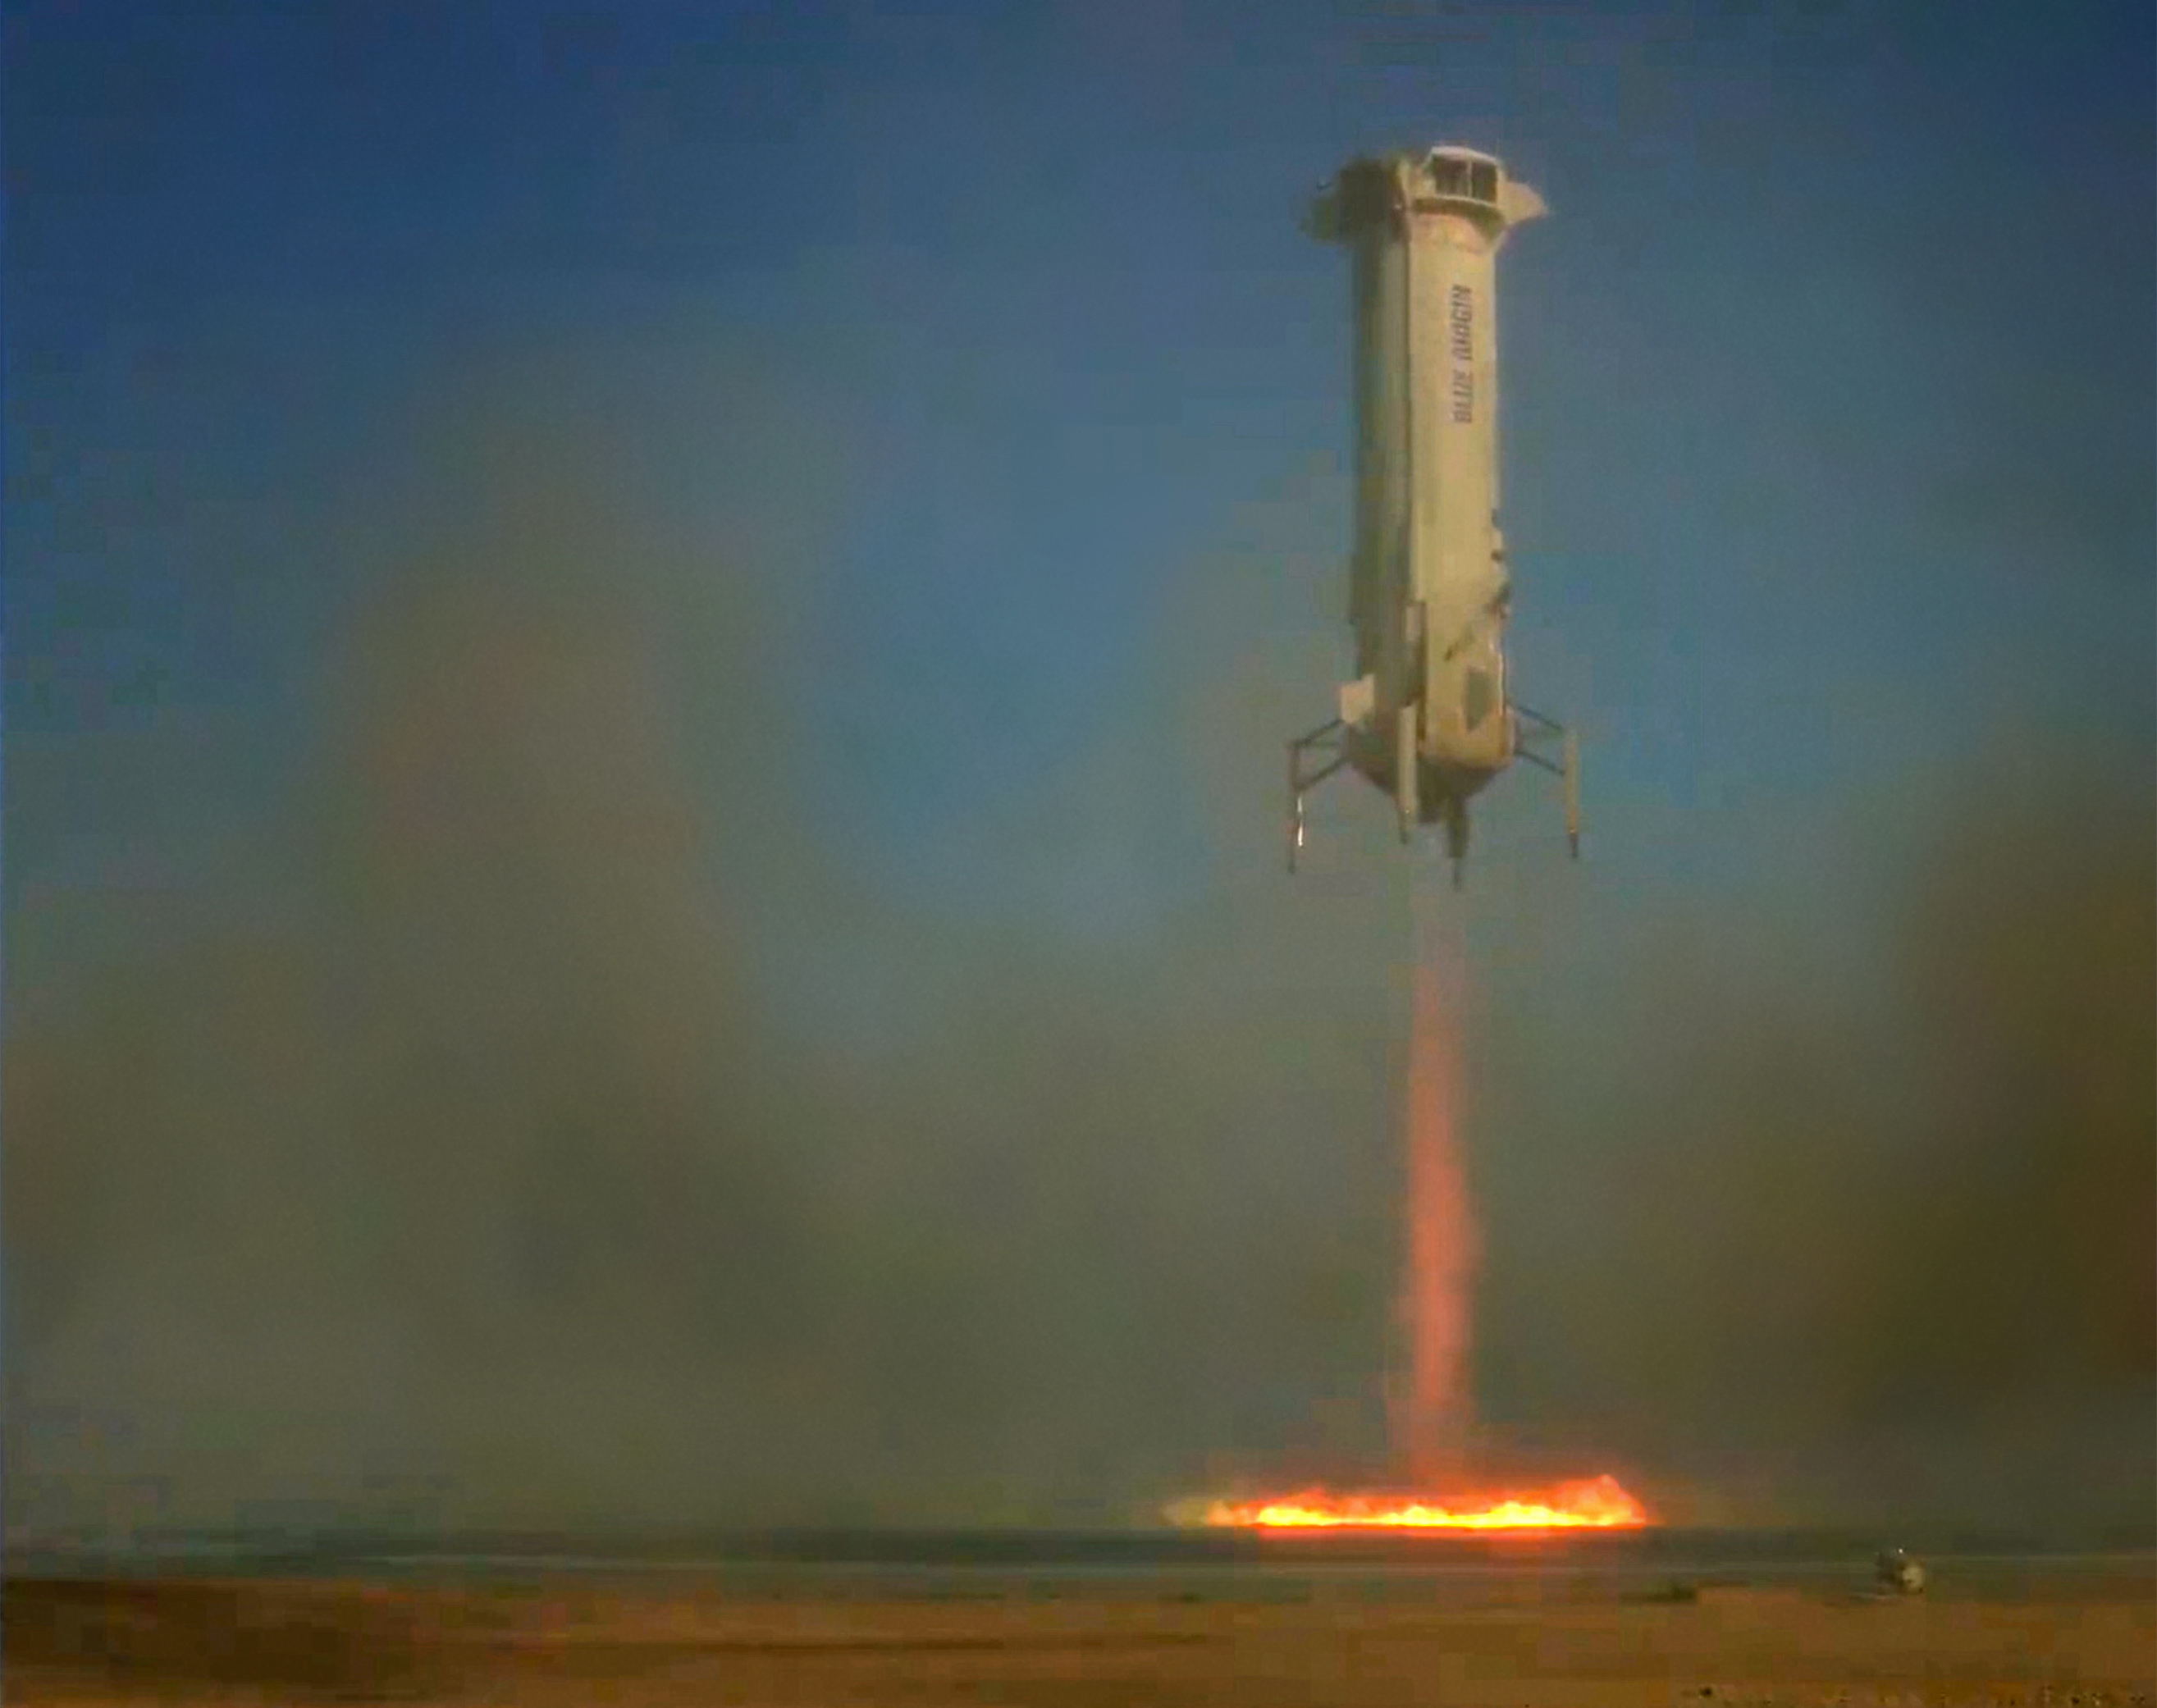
1394 915 1476 1487
1201 1473 1647 1532
1178 908 1650 1537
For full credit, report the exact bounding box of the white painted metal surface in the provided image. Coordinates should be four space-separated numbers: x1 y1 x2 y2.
1291 146 1573 881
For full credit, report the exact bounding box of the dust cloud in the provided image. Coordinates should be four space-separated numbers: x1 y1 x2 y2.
5 382 2150 1540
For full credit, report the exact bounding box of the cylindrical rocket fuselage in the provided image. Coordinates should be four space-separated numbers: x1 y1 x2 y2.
1314 147 1543 807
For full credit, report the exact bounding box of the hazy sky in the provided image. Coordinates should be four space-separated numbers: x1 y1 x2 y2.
5 0 2151 1536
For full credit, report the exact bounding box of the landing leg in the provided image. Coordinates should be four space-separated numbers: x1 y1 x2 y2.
1286 719 1349 875
1512 702 1583 862
1444 798 1469 889
1563 728 1581 858
1287 742 1303 874
1395 706 1419 844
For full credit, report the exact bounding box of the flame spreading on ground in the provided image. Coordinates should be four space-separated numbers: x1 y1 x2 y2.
1199 1473 1648 1531
1177 902 1649 1537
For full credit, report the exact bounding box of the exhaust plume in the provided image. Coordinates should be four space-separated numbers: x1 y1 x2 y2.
1392 891 1480 1488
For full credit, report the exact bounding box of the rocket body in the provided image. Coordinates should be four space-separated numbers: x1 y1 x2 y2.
1306 148 1547 851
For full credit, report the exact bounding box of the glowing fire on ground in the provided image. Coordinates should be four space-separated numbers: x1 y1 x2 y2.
1179 907 1649 1539
1200 1473 1648 1532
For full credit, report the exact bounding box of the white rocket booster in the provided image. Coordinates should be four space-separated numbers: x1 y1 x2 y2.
1289 145 1578 884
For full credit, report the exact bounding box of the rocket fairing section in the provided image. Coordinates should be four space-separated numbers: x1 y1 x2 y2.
1288 145 1577 883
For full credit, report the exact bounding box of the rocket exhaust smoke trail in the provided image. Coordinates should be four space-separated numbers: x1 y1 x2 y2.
1190 871 1647 1533
1391 886 1479 1490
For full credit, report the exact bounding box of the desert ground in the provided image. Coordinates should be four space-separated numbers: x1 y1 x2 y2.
7 1562 2153 1707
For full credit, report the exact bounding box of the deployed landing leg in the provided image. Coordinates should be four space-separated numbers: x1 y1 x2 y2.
1286 718 1350 874
1442 797 1469 889
1394 705 1419 845
1512 702 1583 860
1563 728 1581 858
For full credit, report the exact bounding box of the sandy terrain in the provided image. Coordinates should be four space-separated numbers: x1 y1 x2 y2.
6 1569 2152 1706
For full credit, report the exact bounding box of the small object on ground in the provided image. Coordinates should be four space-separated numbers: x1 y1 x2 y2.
1875 1546 1927 1595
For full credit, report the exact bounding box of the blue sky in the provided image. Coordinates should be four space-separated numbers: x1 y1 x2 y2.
11 1 2150 916
4 1 2153 1528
